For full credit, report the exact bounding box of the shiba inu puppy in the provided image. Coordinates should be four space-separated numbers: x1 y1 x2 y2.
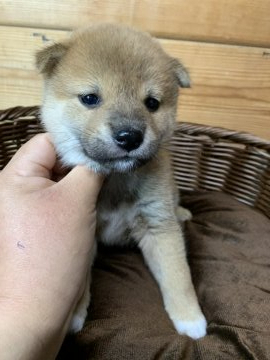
36 24 207 339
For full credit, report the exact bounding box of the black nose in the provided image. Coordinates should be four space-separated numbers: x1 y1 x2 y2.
114 129 144 152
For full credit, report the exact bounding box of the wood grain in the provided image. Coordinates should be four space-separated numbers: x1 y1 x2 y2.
0 0 134 30
0 0 270 47
133 0 270 47
1 26 270 139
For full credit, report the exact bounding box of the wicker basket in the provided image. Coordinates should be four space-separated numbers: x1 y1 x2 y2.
1 106 270 218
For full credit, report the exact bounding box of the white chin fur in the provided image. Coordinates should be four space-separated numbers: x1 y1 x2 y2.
172 316 207 339
59 149 138 174
56 143 139 174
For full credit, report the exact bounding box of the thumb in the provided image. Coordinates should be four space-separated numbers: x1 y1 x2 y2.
58 166 104 204
4 133 56 179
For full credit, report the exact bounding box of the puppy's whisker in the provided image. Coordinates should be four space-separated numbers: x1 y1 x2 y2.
55 140 82 148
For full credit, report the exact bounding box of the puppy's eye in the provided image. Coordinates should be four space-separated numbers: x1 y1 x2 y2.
144 97 160 112
79 94 100 108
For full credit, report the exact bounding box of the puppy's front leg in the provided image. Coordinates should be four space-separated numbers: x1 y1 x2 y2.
69 270 91 333
69 240 97 333
138 221 207 339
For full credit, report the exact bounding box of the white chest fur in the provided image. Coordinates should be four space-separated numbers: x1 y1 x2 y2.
97 203 138 245
96 173 142 245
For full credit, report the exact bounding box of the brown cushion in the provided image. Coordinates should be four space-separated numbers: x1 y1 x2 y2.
57 191 270 359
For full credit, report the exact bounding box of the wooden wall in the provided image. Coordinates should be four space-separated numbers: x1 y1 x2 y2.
0 0 270 138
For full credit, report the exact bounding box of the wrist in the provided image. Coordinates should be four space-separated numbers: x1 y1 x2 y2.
0 300 68 360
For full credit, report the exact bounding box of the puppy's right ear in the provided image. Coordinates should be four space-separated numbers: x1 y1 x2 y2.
36 42 69 77
171 58 191 88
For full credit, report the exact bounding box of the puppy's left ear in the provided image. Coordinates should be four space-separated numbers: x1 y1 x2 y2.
171 58 191 88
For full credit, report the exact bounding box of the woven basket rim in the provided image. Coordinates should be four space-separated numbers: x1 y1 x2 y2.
173 123 270 151
1 105 270 218
1 105 270 150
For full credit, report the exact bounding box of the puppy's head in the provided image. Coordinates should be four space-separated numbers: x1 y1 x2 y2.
36 24 190 173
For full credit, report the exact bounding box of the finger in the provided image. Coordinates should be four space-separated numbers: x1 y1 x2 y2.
58 166 104 204
4 134 56 179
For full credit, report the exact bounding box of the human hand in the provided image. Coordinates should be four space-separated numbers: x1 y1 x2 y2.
0 134 103 359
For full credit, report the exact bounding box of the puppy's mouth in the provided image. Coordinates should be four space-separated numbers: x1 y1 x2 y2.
83 148 152 171
81 142 157 173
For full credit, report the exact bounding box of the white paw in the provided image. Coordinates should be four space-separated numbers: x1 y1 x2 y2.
173 316 207 339
69 314 86 333
176 206 192 222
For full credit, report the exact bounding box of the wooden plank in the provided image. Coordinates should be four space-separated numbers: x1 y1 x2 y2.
0 0 270 47
163 40 270 138
0 27 69 70
133 0 270 47
1 26 270 139
0 68 41 107
0 0 134 29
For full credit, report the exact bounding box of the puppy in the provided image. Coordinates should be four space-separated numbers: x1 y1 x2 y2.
36 24 207 339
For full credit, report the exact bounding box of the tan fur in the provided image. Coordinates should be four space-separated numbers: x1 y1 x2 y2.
36 24 207 339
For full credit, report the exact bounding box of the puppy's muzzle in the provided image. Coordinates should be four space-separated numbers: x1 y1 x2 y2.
113 128 144 152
